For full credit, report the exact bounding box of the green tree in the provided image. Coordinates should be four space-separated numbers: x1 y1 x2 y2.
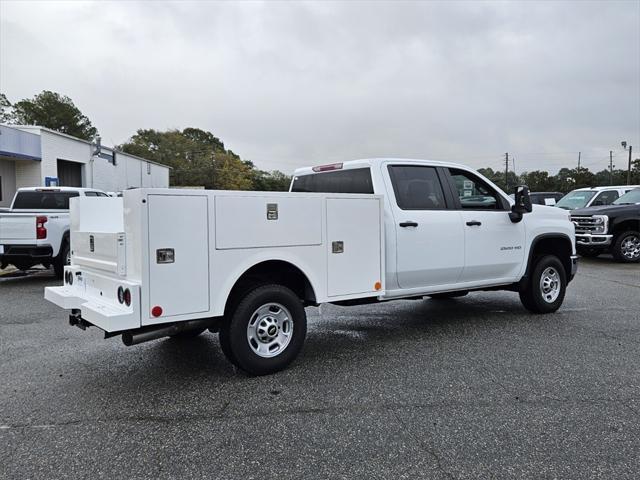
10 90 97 140
520 170 556 192
120 127 261 190
0 93 12 123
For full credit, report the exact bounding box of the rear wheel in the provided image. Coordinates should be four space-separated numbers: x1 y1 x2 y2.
53 241 70 279
519 255 567 314
219 284 306 375
611 231 640 263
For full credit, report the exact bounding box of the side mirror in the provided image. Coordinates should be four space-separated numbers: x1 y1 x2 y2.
592 200 604 206
509 185 533 223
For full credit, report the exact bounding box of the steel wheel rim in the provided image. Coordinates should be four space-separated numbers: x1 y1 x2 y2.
539 266 561 303
621 235 640 260
246 302 293 358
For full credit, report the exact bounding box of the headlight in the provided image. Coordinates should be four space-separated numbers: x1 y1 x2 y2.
591 215 608 234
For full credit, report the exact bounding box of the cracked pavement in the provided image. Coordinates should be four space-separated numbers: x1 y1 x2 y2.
1 257 639 479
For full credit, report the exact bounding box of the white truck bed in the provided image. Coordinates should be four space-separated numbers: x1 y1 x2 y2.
46 189 385 332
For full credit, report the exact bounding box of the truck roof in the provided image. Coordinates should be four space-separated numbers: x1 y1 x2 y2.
16 187 105 193
293 158 468 177
572 185 640 192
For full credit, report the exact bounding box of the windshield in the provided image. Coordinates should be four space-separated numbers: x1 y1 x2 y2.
555 190 596 210
613 189 640 205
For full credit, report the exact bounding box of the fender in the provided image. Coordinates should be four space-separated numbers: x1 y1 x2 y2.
211 250 321 317
520 233 575 289
610 215 640 231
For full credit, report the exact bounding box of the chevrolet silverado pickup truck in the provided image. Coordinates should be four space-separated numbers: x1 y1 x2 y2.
45 159 577 375
0 187 109 277
571 187 640 262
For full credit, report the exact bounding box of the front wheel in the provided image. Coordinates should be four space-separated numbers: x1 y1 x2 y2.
219 284 307 375
611 231 640 263
519 255 567 314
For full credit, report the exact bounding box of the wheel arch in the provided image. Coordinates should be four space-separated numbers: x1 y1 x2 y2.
221 259 318 318
611 217 640 236
522 233 574 287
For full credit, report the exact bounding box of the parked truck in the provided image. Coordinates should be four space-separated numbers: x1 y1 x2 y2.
0 187 110 277
571 187 640 262
45 159 577 375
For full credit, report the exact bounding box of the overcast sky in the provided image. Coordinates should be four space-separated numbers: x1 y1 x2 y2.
1 0 639 174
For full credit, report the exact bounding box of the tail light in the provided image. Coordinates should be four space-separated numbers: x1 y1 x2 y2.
117 286 125 304
36 216 48 239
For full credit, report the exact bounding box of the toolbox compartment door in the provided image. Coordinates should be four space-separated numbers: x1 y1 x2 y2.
147 194 210 319
326 198 382 297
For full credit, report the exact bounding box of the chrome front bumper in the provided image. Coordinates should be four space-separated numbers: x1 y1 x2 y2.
576 234 613 247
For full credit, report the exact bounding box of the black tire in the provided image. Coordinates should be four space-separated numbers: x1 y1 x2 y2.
219 284 307 376
169 328 206 339
53 241 70 279
576 247 601 258
428 291 468 300
611 231 640 263
519 254 567 314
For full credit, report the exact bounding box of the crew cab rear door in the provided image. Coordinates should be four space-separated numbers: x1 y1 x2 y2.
443 168 525 283
384 163 464 288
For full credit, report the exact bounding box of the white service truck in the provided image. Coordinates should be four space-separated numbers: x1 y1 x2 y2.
0 187 109 277
45 159 578 375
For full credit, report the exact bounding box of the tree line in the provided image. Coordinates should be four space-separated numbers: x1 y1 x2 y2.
2 90 639 193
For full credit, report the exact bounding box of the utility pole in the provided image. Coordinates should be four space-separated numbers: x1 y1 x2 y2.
622 141 632 185
578 151 581 169
627 145 633 185
609 151 614 184
505 152 509 189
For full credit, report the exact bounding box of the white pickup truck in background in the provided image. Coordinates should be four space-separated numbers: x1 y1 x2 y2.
0 187 109 277
45 158 577 375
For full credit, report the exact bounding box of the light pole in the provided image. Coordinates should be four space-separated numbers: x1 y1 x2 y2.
622 141 632 185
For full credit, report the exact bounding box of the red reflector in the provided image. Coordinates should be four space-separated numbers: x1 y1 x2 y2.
36 216 48 239
151 306 163 317
312 162 343 172
123 288 132 307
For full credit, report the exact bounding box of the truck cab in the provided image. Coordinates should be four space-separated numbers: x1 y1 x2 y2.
292 159 577 298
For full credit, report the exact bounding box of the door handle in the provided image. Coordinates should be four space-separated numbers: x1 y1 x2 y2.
399 221 419 228
466 220 482 226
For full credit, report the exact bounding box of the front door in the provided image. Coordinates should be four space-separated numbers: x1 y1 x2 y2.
385 163 465 289
445 168 525 283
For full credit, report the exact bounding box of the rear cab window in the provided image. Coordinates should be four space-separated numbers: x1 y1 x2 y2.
12 191 80 209
291 168 374 194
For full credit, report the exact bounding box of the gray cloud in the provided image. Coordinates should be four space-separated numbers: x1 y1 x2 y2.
1 0 638 174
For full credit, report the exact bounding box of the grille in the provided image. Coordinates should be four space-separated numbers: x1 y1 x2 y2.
571 216 605 234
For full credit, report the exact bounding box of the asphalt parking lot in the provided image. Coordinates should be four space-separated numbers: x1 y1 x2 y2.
1 258 639 479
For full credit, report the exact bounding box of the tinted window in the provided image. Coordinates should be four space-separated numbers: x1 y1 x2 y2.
614 189 640 204
448 169 503 210
592 190 618 206
12 191 80 209
291 168 373 194
85 191 110 197
388 166 447 210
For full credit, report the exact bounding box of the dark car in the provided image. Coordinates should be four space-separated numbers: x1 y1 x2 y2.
570 188 640 263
